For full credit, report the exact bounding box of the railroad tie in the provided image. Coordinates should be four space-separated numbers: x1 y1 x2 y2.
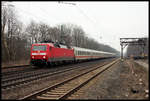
36 95 60 100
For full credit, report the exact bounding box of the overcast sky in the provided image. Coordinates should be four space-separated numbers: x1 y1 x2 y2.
5 1 149 52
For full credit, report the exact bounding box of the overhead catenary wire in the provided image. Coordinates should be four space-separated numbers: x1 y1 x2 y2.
30 2 60 25
9 2 50 24
74 4 103 43
8 2 100 35
75 5 97 27
37 6 59 25
59 2 101 40
59 2 98 27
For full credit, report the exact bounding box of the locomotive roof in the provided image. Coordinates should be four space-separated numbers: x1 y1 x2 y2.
32 43 71 49
32 43 54 47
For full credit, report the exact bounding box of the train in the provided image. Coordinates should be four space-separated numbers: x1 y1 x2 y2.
30 41 116 66
128 53 148 60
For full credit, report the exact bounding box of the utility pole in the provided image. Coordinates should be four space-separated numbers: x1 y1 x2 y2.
60 25 63 44
58 2 76 45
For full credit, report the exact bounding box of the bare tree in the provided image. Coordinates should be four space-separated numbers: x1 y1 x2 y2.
2 3 30 63
46 26 61 42
1 4 11 61
26 20 39 44
38 22 49 42
72 26 85 47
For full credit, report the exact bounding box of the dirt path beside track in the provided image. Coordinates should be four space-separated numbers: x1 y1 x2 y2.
69 59 149 100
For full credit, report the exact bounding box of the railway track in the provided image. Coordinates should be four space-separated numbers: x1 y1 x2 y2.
2 59 102 76
2 64 30 69
19 58 119 100
2 60 95 79
2 59 111 90
2 65 34 76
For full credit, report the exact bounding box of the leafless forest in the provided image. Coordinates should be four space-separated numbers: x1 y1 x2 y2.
2 4 120 64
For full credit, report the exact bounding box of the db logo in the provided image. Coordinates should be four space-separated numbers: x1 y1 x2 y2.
37 51 40 55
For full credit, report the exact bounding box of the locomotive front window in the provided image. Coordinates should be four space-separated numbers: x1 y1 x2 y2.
32 45 47 51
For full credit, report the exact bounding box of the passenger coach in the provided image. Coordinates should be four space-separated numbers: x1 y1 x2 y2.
73 46 115 61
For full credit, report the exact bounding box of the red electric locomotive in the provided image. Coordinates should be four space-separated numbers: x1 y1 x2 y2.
30 42 74 66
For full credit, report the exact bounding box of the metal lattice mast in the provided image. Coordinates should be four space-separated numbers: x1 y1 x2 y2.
120 38 146 59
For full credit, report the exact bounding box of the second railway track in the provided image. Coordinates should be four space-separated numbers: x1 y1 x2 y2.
2 59 112 90
19 58 119 100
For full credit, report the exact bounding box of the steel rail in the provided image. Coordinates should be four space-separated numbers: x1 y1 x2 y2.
19 58 119 100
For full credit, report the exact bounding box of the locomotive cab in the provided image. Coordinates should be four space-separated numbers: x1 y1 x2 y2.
30 44 49 65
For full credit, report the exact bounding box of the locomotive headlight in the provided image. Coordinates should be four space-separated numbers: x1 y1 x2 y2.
32 56 34 58
43 56 46 59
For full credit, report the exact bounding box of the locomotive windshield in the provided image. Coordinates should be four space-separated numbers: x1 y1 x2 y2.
32 45 47 51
